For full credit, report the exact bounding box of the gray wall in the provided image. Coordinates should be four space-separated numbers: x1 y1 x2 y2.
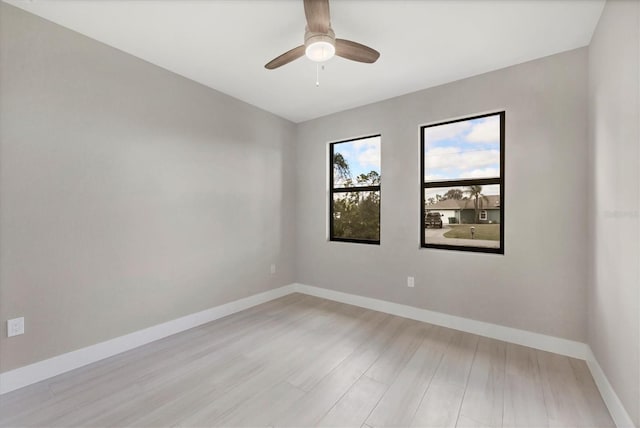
295 48 589 342
0 3 297 372
588 0 640 425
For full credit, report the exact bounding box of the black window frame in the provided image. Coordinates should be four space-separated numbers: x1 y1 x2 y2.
329 134 381 245
420 111 505 254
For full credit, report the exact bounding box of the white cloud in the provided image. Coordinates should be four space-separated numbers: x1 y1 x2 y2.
424 121 472 143
426 147 459 157
465 116 500 144
350 138 380 170
351 137 379 150
482 184 500 196
357 146 380 169
460 168 500 179
425 173 447 181
425 148 499 171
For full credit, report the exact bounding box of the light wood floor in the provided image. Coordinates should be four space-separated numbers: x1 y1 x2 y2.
0 293 614 427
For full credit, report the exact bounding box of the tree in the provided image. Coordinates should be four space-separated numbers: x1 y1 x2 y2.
465 185 488 223
356 170 380 186
443 188 463 200
332 156 380 240
333 153 351 186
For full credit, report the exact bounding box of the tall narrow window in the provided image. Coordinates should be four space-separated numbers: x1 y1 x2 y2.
421 112 504 254
330 135 381 244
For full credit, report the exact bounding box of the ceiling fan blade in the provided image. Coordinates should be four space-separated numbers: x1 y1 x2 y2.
265 45 305 69
335 39 380 64
304 0 330 33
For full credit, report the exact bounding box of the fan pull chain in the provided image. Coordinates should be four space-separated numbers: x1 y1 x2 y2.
315 64 326 87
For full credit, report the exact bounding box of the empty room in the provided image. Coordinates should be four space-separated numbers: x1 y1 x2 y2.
0 0 638 427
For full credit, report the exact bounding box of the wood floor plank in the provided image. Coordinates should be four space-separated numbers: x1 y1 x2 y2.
316 375 387 428
177 302 376 427
365 325 444 428
14 295 315 427
567 358 616 428
286 309 387 391
215 381 306 427
273 350 375 427
0 383 52 425
0 295 615 428
430 331 479 386
503 344 549 427
408 328 475 428
364 319 430 386
70 353 260 427
11 292 310 425
537 350 616 428
537 350 585 427
411 382 465 428
272 311 403 427
176 314 371 426
93 299 348 427
456 413 494 428
48 292 308 397
458 337 506 427
39 382 145 427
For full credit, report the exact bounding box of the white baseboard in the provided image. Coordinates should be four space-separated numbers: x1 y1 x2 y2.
290 283 589 359
0 284 296 395
1 282 633 428
585 349 636 428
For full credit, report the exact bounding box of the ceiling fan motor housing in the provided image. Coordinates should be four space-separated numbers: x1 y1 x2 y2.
264 0 379 70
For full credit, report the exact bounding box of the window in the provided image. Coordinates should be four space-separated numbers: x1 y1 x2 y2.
330 135 381 244
421 112 504 253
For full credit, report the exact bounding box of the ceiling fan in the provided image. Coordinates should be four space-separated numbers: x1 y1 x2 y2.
265 0 380 70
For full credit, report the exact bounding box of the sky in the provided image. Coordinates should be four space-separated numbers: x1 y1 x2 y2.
332 114 499 187
333 135 380 185
424 114 501 181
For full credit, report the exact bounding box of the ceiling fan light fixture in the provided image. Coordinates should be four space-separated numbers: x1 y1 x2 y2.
304 30 336 62
305 40 335 62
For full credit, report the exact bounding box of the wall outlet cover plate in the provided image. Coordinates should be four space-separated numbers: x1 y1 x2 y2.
7 317 25 337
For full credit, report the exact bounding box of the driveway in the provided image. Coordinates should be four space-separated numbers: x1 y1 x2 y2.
425 226 500 249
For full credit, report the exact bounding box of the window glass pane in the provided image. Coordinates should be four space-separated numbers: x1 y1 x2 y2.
424 114 500 182
333 136 381 188
332 191 380 241
424 185 500 249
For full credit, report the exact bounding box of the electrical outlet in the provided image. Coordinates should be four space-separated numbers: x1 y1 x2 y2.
270 264 276 274
7 317 24 337
407 276 415 288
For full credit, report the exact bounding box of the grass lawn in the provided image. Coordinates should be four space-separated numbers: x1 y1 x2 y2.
443 224 500 241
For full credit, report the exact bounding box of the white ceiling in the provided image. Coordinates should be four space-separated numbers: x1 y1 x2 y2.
6 0 604 123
